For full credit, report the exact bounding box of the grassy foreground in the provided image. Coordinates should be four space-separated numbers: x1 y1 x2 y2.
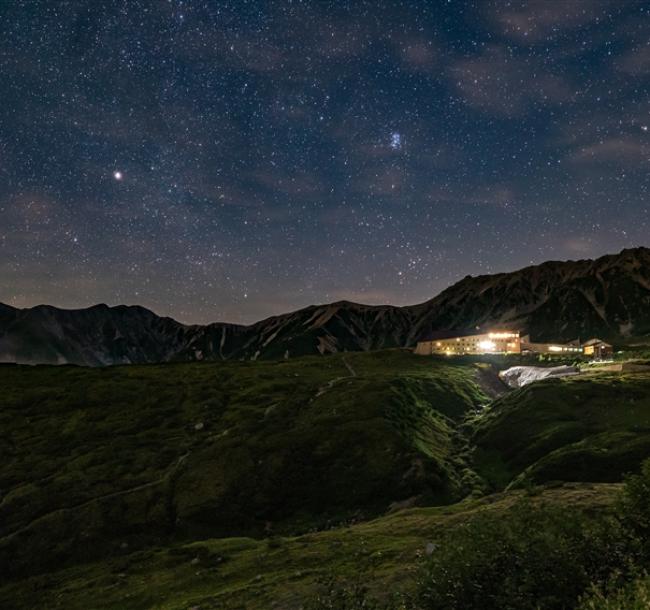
0 484 619 610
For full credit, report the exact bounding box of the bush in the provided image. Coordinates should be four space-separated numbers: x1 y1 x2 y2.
619 459 650 557
578 575 650 610
305 576 410 610
415 502 633 610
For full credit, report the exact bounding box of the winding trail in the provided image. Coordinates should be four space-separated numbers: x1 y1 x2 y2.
310 355 358 402
1 451 191 543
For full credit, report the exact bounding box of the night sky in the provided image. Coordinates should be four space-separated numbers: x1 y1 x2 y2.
1 1 649 325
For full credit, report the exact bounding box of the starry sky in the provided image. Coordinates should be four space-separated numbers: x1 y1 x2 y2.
1 1 649 325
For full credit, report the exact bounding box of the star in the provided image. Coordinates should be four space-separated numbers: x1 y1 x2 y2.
1 1 646 326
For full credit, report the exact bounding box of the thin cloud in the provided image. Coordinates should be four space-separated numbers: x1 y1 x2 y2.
569 136 650 168
617 44 650 75
450 45 573 116
395 37 438 71
492 0 615 43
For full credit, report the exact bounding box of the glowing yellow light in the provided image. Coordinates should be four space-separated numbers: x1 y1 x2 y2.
488 332 518 339
548 345 563 352
478 340 496 351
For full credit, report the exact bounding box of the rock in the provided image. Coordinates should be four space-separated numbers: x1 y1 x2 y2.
425 542 437 556
194 422 204 431
387 495 419 513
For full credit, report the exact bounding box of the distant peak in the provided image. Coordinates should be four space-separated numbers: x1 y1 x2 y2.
617 246 650 256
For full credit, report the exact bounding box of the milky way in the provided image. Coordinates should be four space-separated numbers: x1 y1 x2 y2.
1 1 649 324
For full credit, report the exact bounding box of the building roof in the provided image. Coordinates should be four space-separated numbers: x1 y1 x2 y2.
417 330 479 342
583 338 613 347
417 329 519 342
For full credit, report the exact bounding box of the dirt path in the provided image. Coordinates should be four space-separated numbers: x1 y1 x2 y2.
310 355 358 402
1 451 191 543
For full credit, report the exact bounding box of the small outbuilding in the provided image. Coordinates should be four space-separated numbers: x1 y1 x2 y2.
582 338 614 360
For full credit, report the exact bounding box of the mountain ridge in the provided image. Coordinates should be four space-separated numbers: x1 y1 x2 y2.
2 246 650 365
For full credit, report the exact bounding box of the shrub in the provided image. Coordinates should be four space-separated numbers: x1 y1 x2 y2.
415 502 633 610
578 575 650 610
305 576 409 610
618 458 650 557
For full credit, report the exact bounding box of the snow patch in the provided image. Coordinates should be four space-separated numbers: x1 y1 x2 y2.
262 329 280 347
317 335 338 355
499 365 580 388
308 308 339 329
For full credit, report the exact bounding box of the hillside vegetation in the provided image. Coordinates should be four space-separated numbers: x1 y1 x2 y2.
4 351 650 609
0 485 621 610
0 350 486 581
472 372 650 490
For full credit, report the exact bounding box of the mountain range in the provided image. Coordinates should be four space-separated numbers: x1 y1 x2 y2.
2 247 650 366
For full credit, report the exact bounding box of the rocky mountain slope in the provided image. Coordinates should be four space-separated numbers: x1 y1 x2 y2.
2 247 649 365
412 246 650 343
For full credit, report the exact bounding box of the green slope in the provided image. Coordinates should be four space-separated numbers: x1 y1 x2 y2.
5 352 650 609
0 350 486 581
471 372 650 490
0 484 619 610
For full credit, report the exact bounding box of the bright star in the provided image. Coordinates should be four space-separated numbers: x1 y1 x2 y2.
113 171 123 181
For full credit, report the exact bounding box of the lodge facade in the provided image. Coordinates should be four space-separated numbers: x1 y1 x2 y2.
414 331 522 356
414 330 612 359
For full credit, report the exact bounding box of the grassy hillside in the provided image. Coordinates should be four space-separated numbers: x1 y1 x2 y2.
0 350 486 581
0 484 619 610
471 372 650 490
6 351 650 609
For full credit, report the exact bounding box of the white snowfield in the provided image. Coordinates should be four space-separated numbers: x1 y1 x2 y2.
499 365 580 389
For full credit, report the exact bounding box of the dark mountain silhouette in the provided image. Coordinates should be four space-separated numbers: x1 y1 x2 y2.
2 247 649 365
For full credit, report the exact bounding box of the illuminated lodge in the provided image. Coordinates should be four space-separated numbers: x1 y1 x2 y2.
415 330 611 358
414 331 522 356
